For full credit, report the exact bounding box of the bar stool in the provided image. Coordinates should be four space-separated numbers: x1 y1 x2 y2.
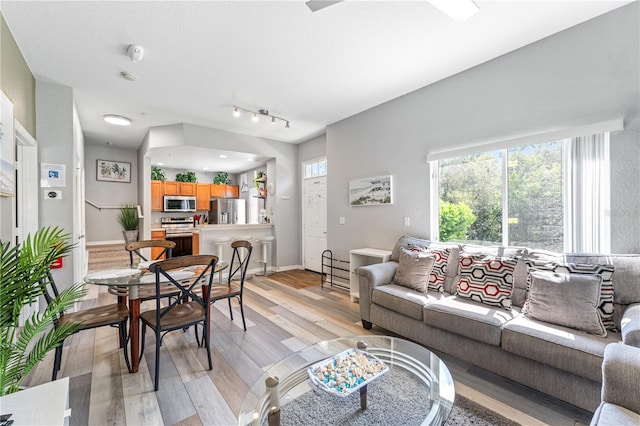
212 237 231 283
232 235 253 280
256 236 275 276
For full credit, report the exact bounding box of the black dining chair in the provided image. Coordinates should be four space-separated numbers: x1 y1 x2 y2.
42 271 131 380
139 255 217 391
210 240 253 331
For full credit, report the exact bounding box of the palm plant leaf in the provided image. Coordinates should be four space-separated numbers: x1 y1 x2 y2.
0 227 83 395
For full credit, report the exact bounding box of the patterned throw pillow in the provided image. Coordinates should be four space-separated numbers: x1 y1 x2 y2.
407 243 451 293
393 248 436 293
456 255 517 310
525 260 616 331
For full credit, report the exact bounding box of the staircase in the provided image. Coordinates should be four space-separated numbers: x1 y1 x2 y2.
87 244 129 272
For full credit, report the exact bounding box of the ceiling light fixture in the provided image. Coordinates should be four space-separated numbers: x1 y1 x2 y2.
103 114 131 126
232 105 291 128
121 71 137 81
219 154 227 159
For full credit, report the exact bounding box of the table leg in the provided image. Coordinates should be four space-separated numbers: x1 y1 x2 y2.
360 384 368 410
128 287 141 374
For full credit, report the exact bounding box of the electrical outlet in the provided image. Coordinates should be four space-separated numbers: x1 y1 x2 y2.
404 216 410 227
339 217 346 225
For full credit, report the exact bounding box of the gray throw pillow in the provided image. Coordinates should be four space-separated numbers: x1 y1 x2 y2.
393 248 436 293
523 270 607 337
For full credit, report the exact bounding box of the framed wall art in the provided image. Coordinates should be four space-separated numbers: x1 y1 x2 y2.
349 175 393 206
96 159 131 183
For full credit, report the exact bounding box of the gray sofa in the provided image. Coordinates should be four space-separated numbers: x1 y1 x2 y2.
358 236 640 412
591 343 640 425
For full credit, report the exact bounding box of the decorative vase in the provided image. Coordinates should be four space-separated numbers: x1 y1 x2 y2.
123 230 139 243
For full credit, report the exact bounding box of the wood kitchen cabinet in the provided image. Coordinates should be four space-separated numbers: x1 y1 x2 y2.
151 181 163 211
196 183 211 211
211 184 239 198
150 230 167 260
225 185 240 198
210 184 226 198
163 181 180 195
192 232 199 255
179 182 196 196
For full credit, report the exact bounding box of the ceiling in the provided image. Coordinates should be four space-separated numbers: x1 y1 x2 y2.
0 1 631 158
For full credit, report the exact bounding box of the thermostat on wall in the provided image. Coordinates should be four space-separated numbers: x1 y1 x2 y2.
44 190 62 200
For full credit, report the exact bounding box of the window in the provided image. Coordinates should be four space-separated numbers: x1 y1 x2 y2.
304 159 327 179
433 134 609 252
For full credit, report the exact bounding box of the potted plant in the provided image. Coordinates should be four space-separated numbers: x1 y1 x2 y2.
0 227 86 395
151 166 166 181
118 203 139 243
175 171 197 182
213 172 232 185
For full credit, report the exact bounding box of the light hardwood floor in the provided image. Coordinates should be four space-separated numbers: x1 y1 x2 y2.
23 273 592 426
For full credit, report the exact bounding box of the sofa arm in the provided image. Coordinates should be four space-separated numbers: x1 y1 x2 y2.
601 343 640 414
621 303 640 347
358 261 398 324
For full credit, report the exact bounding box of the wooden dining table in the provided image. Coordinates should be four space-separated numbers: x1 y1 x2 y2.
84 260 228 373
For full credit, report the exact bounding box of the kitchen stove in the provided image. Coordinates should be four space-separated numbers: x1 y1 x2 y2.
161 217 195 237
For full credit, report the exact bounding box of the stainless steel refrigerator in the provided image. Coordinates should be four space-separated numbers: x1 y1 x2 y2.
209 199 246 224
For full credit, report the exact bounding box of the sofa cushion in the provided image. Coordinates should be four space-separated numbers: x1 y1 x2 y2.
523 270 607 337
391 236 431 262
526 260 616 331
456 255 517 310
423 295 520 346
592 403 640 426
502 315 620 382
372 284 444 321
393 248 435 292
406 243 452 293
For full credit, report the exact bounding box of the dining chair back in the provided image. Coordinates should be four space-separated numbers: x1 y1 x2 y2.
41 271 131 380
210 240 252 331
125 240 175 265
140 254 217 391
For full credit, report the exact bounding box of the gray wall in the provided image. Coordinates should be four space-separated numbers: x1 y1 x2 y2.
85 144 138 243
36 80 76 288
327 4 640 260
0 13 35 243
298 134 327 164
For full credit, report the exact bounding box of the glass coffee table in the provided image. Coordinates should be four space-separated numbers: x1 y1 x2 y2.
238 335 455 426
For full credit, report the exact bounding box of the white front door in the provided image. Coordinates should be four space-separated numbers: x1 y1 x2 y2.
303 176 327 272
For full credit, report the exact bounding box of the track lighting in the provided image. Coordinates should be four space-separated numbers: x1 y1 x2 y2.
232 105 291 128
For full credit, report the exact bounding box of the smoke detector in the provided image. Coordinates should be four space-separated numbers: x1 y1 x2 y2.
127 44 144 62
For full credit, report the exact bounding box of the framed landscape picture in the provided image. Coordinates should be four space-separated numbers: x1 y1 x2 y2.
97 159 131 183
349 175 393 206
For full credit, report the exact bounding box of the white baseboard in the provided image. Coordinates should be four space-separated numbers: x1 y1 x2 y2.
275 265 303 272
86 240 125 246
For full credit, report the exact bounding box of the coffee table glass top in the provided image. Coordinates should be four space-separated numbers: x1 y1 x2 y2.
239 335 455 426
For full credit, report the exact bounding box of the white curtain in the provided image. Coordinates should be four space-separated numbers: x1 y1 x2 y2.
564 133 610 253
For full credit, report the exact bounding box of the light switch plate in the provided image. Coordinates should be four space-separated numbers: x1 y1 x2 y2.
404 216 410 227
339 217 346 225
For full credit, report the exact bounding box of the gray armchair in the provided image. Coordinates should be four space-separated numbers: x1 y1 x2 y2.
590 343 640 425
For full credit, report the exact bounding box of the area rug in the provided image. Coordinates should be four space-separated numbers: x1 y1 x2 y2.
267 269 322 289
263 366 521 426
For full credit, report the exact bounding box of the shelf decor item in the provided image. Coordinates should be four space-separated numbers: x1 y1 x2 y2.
349 175 393 206
97 159 131 183
0 227 86 395
118 203 139 243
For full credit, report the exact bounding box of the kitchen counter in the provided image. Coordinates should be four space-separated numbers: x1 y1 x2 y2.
198 223 273 231
197 224 274 273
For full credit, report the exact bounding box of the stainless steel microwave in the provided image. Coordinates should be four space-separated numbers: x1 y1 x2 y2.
163 196 196 212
